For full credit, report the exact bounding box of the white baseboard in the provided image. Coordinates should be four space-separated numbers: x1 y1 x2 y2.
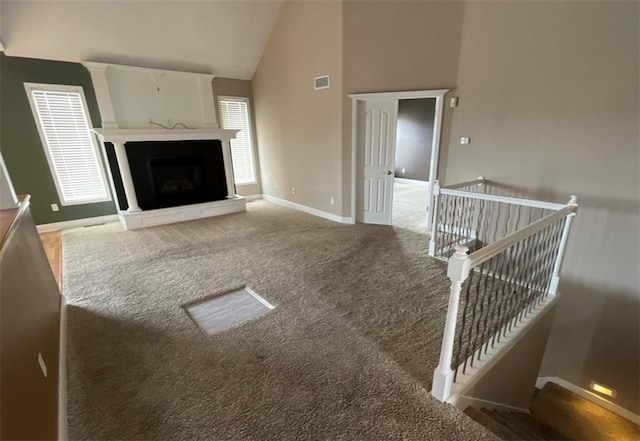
262 195 353 224
243 194 263 202
58 295 67 441
536 376 640 425
37 214 119 233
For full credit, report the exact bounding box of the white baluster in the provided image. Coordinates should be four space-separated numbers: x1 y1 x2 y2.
432 244 471 402
428 180 441 256
548 195 578 295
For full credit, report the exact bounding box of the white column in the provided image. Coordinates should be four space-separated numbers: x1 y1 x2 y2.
112 142 142 212
432 244 471 402
220 139 236 198
549 195 578 295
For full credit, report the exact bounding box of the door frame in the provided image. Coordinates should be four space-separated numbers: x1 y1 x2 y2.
349 89 449 226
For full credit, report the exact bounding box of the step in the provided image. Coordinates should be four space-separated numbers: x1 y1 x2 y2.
486 409 543 441
507 411 569 440
464 406 521 440
532 382 640 441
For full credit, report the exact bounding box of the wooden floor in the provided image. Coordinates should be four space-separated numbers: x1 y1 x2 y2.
39 231 62 292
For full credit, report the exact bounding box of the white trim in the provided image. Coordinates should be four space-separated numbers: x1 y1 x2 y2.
24 82 113 207
349 89 449 225
455 396 529 414
441 188 566 211
118 197 246 230
348 89 450 101
262 195 352 224
244 286 276 310
243 194 263 202
58 295 68 441
36 214 119 233
216 95 258 186
535 377 640 425
92 128 238 144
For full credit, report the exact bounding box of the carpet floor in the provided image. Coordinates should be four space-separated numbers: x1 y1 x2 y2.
63 200 497 440
392 180 429 233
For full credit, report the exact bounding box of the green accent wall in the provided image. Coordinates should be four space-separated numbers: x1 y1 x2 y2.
0 54 117 225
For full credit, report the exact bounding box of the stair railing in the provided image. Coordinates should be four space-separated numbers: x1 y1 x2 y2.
429 177 567 260
431 194 578 403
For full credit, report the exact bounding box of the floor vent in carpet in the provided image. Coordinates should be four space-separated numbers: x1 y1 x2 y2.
183 286 275 335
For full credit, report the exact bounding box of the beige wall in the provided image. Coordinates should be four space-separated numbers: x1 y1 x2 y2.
445 1 639 412
213 77 262 196
463 306 557 410
342 0 465 215
253 1 343 215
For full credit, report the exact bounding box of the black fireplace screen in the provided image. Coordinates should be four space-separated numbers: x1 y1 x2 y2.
147 156 206 207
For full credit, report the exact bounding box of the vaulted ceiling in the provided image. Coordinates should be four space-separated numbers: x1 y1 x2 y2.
0 0 284 79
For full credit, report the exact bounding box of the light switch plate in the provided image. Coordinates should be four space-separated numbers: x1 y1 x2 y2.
460 137 471 145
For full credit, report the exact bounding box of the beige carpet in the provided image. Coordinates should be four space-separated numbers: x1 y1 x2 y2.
392 180 430 233
63 200 497 440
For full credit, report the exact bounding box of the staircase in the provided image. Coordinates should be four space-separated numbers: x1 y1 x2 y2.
465 382 640 441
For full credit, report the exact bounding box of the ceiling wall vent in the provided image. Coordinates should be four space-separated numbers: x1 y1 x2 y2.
314 75 330 90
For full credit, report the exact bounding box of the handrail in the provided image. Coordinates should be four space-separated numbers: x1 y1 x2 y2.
439 188 565 211
440 177 485 191
0 195 31 252
468 201 577 268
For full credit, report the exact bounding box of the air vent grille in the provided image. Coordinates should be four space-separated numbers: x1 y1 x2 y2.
314 75 330 90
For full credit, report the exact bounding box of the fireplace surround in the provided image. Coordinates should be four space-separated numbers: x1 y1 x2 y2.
93 128 246 230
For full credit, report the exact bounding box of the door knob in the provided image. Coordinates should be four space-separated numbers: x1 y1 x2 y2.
384 170 393 175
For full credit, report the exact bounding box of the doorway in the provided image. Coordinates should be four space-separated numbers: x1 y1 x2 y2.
392 98 436 231
349 89 448 228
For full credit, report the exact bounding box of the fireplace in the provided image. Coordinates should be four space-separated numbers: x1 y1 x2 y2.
94 128 246 230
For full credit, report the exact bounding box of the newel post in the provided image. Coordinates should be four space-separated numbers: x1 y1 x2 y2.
432 244 471 402
549 195 578 295
428 180 441 256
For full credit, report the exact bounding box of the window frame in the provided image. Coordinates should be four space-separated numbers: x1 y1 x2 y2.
24 82 112 206
217 95 258 187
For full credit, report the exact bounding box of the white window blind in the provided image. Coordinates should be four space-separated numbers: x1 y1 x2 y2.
26 84 111 206
218 98 256 185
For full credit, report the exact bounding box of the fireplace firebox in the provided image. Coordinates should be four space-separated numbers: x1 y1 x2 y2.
105 139 229 211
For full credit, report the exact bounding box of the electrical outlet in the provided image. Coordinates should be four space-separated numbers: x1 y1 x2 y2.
51 203 59 212
401 168 406 174
38 353 48 378
291 187 296 195
460 137 471 145
330 197 335 206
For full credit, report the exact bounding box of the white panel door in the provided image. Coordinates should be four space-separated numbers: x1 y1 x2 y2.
361 100 397 225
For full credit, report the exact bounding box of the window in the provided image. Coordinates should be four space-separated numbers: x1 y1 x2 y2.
218 96 257 185
25 83 111 206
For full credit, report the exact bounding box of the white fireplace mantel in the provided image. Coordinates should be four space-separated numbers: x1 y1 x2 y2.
93 128 238 144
